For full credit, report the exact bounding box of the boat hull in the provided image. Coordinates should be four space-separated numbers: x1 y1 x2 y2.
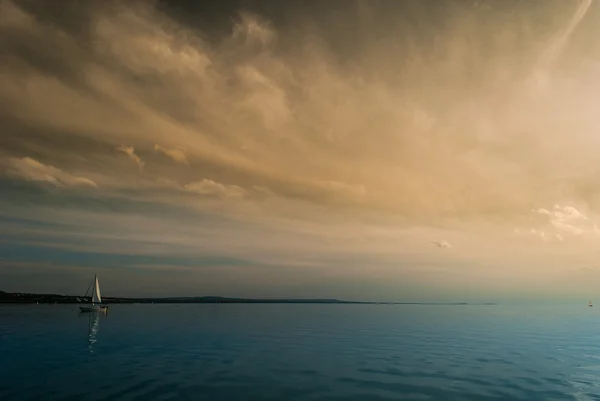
79 305 107 313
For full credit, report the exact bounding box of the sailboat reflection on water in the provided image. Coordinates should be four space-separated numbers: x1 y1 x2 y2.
88 312 100 352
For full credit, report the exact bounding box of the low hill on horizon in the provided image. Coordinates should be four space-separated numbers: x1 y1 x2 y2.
0 291 354 304
0 291 496 305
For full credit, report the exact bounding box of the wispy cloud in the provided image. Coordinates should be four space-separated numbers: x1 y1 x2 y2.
117 145 144 170
432 240 452 249
533 205 598 236
184 179 246 198
4 157 97 188
534 0 592 89
514 205 599 242
154 144 189 165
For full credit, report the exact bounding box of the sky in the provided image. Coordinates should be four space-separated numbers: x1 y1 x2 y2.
1 0 600 301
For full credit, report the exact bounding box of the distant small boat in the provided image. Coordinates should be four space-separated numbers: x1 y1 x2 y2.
589 300 593 307
79 275 108 313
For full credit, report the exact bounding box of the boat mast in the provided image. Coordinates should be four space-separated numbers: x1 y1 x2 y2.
83 277 94 301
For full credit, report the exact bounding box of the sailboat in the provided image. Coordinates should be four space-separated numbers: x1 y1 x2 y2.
589 300 593 307
79 275 108 313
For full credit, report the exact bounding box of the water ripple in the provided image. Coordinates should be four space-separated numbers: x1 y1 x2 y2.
1 304 600 400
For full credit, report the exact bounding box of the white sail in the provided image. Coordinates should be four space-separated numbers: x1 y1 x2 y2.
92 276 102 304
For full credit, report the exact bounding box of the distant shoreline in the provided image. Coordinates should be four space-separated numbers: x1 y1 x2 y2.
0 291 496 305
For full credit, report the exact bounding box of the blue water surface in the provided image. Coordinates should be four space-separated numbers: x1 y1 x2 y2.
1 304 599 401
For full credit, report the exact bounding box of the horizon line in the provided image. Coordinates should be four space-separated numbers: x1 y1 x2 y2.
0 290 498 305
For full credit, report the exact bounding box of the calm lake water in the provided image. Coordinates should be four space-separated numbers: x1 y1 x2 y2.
1 304 599 401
